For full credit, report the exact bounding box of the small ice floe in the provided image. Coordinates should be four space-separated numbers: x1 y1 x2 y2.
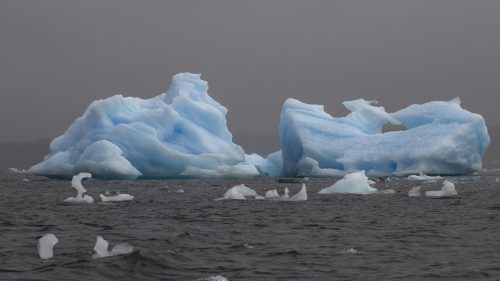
92 236 133 258
38 234 58 259
22 178 30 182
8 167 26 174
345 248 357 254
216 184 260 200
176 189 185 193
408 186 422 197
496 177 500 183
289 184 307 201
64 172 94 203
243 243 254 249
425 181 458 197
319 171 380 195
99 191 134 202
265 189 280 199
282 187 290 200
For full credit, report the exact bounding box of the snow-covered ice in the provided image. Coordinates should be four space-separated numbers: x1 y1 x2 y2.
64 172 94 203
218 184 259 200
318 171 378 194
99 193 134 202
92 236 133 258
425 181 458 197
38 234 58 259
279 97 489 177
29 73 259 180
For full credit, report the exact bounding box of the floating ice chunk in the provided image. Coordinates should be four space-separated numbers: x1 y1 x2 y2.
196 276 229 281
218 184 260 200
8 167 26 174
64 172 94 203
425 181 458 197
318 171 378 194
289 184 307 201
408 186 422 197
29 73 260 180
22 178 30 182
345 248 357 254
92 236 133 258
265 189 280 199
281 187 290 200
99 193 134 202
38 234 58 259
496 177 500 183
408 173 442 181
279 98 489 177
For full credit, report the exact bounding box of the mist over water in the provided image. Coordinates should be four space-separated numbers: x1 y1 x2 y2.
2 170 500 280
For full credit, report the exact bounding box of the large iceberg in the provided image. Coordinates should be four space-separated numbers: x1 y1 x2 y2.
29 73 259 179
279 97 489 177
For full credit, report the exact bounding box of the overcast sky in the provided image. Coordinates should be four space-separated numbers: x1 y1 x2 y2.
1 0 499 145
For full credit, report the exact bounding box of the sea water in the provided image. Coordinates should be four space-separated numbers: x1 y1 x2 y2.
1 169 500 280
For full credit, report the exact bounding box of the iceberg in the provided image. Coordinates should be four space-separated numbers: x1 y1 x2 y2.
29 73 259 180
99 192 134 202
425 181 458 197
408 186 422 197
38 233 58 259
217 184 260 200
288 183 307 201
318 171 378 194
264 189 280 199
279 97 489 177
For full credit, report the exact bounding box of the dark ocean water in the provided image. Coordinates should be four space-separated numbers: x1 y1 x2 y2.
1 169 500 281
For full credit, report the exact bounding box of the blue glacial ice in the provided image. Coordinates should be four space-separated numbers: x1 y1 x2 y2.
29 72 489 179
29 73 259 180
279 97 489 177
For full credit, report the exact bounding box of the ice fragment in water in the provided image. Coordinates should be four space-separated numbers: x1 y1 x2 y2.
289 184 307 201
8 167 26 174
64 172 94 203
345 248 357 254
92 236 133 258
264 189 280 199
318 171 378 194
197 276 229 281
99 193 134 202
38 234 58 259
218 184 259 200
496 177 500 183
408 173 442 181
282 187 290 200
425 181 458 197
408 186 422 197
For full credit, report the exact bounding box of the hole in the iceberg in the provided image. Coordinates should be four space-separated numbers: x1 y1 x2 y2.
382 123 407 133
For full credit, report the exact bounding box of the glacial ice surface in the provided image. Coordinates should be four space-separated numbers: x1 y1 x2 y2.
279 97 489 177
29 73 259 180
38 234 58 259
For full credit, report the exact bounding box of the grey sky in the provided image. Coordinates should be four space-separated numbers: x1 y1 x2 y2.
1 0 499 148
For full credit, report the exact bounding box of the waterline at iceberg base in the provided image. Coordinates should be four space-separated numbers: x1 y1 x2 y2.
29 73 490 179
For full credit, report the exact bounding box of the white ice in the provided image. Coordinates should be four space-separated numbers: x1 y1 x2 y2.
99 193 134 202
282 187 290 200
289 184 307 201
8 167 26 174
64 172 94 203
318 171 378 194
408 173 442 181
278 97 489 177
264 189 280 199
38 233 58 259
92 236 133 258
425 181 458 197
408 186 422 197
218 184 259 200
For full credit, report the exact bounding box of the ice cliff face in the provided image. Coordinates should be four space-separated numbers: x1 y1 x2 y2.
29 73 259 179
279 97 489 177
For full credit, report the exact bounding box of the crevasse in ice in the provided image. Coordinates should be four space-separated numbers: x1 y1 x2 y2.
29 73 259 179
279 97 489 177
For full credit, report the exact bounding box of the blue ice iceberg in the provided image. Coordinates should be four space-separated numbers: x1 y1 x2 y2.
29 73 259 179
279 97 489 177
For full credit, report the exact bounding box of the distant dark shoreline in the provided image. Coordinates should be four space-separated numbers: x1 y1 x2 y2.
1 126 498 170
